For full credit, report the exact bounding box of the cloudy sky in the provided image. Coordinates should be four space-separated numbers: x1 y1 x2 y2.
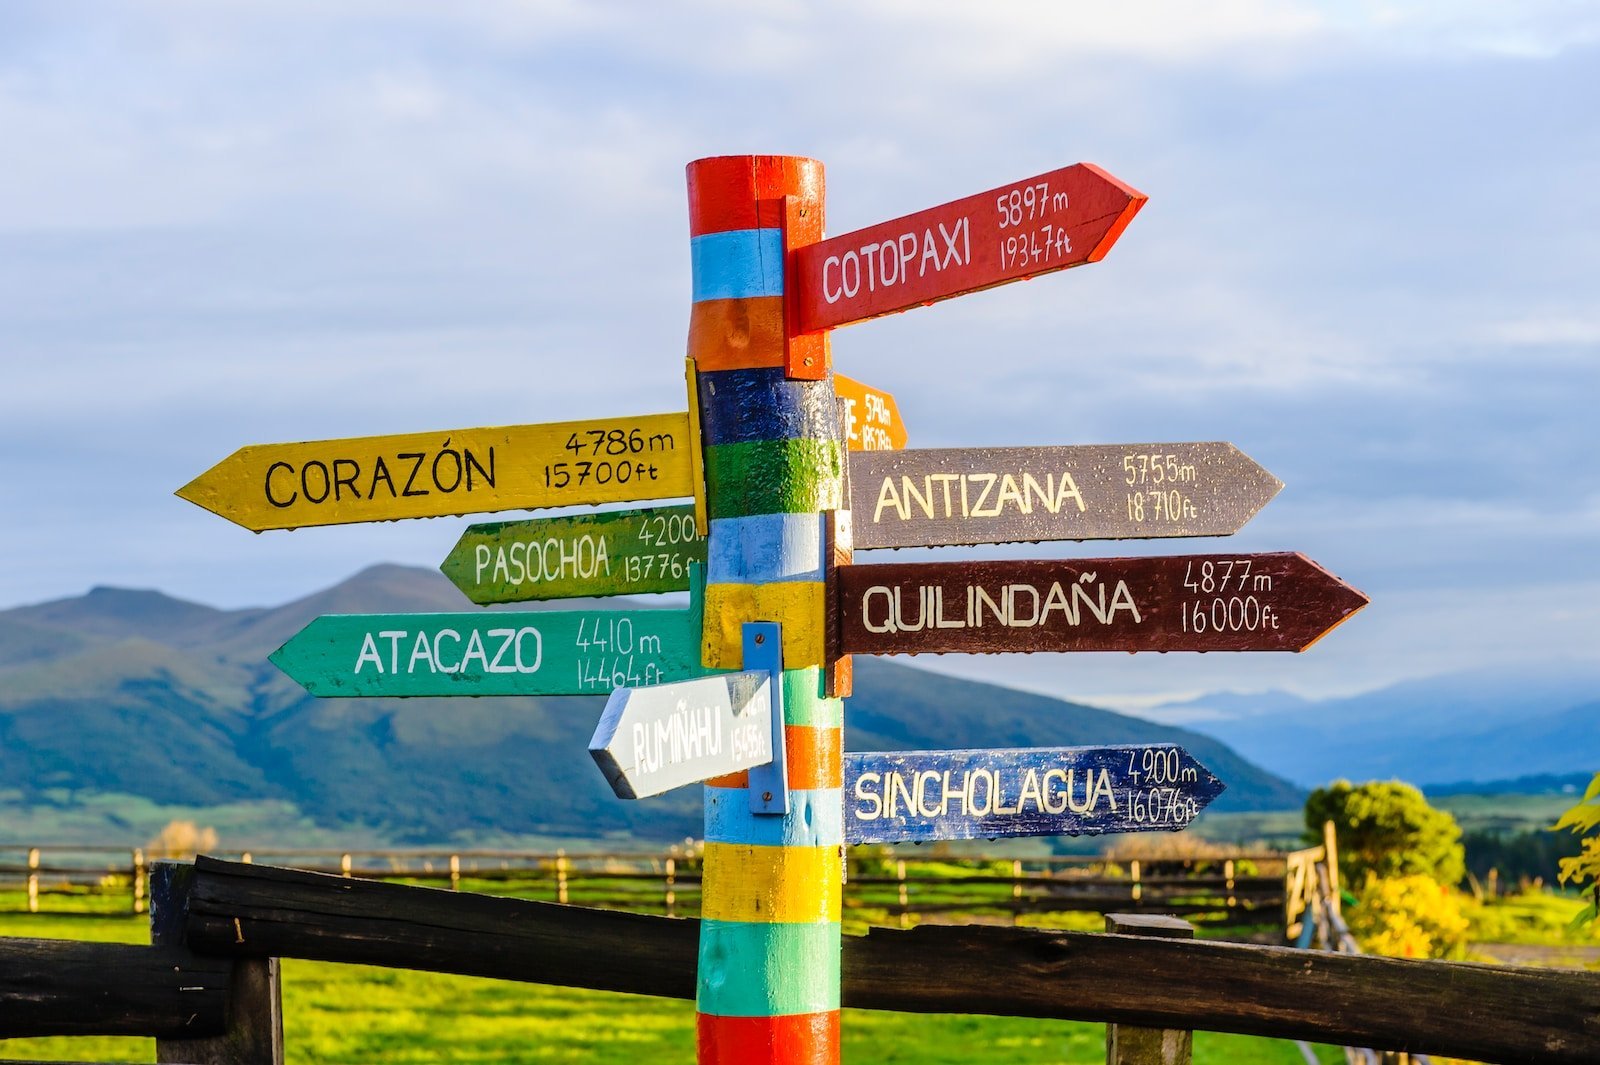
2 1 1596 709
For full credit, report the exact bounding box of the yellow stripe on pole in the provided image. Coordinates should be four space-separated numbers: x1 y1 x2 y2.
701 582 827 670
700 842 842 923
177 412 694 531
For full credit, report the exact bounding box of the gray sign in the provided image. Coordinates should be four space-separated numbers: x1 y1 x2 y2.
589 671 774 799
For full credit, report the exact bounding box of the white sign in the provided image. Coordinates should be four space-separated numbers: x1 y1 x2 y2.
589 671 774 799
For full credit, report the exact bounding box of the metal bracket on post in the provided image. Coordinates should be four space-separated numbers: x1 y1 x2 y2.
744 621 788 816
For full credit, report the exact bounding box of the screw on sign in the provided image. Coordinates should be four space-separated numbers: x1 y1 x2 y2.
837 553 1368 656
793 163 1146 333
849 442 1281 550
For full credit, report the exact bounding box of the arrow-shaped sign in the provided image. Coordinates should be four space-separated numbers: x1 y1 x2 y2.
179 412 696 531
835 373 908 452
794 163 1146 333
271 600 716 698
441 503 706 605
849 443 1280 549
844 744 1224 844
837 552 1367 656
589 671 774 800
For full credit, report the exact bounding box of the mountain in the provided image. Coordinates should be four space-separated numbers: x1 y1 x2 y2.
1151 666 1600 789
0 565 1299 843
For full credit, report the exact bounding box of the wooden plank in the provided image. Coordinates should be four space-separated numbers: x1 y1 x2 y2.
793 163 1145 332
0 937 228 1039
842 745 1224 844
834 374 907 452
441 504 706 604
182 858 1600 1063
151 862 283 1065
589 671 774 799
270 600 715 698
178 412 694 531
837 553 1368 656
848 443 1279 549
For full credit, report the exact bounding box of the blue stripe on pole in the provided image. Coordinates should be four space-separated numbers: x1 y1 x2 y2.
707 514 825 584
696 367 840 447
691 229 786 302
704 787 842 848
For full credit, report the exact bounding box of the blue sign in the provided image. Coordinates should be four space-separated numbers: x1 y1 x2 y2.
843 744 1224 844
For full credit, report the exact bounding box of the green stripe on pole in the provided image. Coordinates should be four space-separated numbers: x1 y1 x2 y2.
695 919 842 1016
703 439 843 520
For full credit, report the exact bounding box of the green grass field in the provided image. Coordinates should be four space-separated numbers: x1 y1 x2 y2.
1 912 1341 1064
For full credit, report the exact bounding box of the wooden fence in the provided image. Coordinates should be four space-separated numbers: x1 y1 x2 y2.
3 857 1597 1065
0 844 1286 925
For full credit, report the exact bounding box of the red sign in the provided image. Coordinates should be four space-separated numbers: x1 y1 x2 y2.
794 163 1146 333
837 553 1367 656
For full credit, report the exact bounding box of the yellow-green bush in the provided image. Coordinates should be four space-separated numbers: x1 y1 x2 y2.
1554 771 1600 929
1348 874 1469 960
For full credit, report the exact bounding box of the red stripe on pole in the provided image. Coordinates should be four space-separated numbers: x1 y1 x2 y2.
705 725 841 790
688 156 825 237
697 1011 841 1065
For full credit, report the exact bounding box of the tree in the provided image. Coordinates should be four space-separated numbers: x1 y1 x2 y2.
1554 771 1600 929
1304 779 1464 886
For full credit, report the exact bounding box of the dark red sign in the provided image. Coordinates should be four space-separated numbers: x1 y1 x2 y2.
793 163 1146 333
837 553 1367 656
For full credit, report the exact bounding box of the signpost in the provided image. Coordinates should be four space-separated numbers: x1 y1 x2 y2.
843 744 1223 844
441 503 706 604
179 150 1375 1065
834 373 908 452
794 163 1146 333
178 412 697 531
590 670 775 800
270 602 715 698
838 552 1367 656
849 442 1280 549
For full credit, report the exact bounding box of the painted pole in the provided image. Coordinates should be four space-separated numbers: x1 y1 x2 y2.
687 155 845 1065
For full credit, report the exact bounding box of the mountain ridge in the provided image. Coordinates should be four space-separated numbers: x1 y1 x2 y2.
0 564 1302 842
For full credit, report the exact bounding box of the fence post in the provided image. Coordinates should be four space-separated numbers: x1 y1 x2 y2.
1012 858 1023 926
150 861 285 1065
1105 913 1194 1065
26 847 39 913
449 854 460 892
556 851 569 905
133 847 148 915
340 852 352 878
1321 821 1341 918
665 857 677 917
1130 859 1142 903
897 858 909 929
1224 858 1236 912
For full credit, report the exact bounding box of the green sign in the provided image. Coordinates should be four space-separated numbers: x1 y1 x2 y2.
271 603 715 698
442 504 706 605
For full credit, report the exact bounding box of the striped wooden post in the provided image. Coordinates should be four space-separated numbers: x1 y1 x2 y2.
687 155 846 1065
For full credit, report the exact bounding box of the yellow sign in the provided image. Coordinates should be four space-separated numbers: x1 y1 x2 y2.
179 412 695 531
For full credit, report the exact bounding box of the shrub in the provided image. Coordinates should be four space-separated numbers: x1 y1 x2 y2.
1305 779 1464 886
1348 874 1469 960
1554 772 1600 929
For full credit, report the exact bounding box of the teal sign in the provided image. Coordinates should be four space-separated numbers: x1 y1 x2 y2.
272 602 715 698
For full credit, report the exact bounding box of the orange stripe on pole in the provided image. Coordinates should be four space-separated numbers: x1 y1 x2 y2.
705 725 841 790
689 296 787 371
697 1011 841 1065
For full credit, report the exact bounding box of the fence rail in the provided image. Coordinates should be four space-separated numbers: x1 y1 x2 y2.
2 857 1591 1065
0 844 1288 924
